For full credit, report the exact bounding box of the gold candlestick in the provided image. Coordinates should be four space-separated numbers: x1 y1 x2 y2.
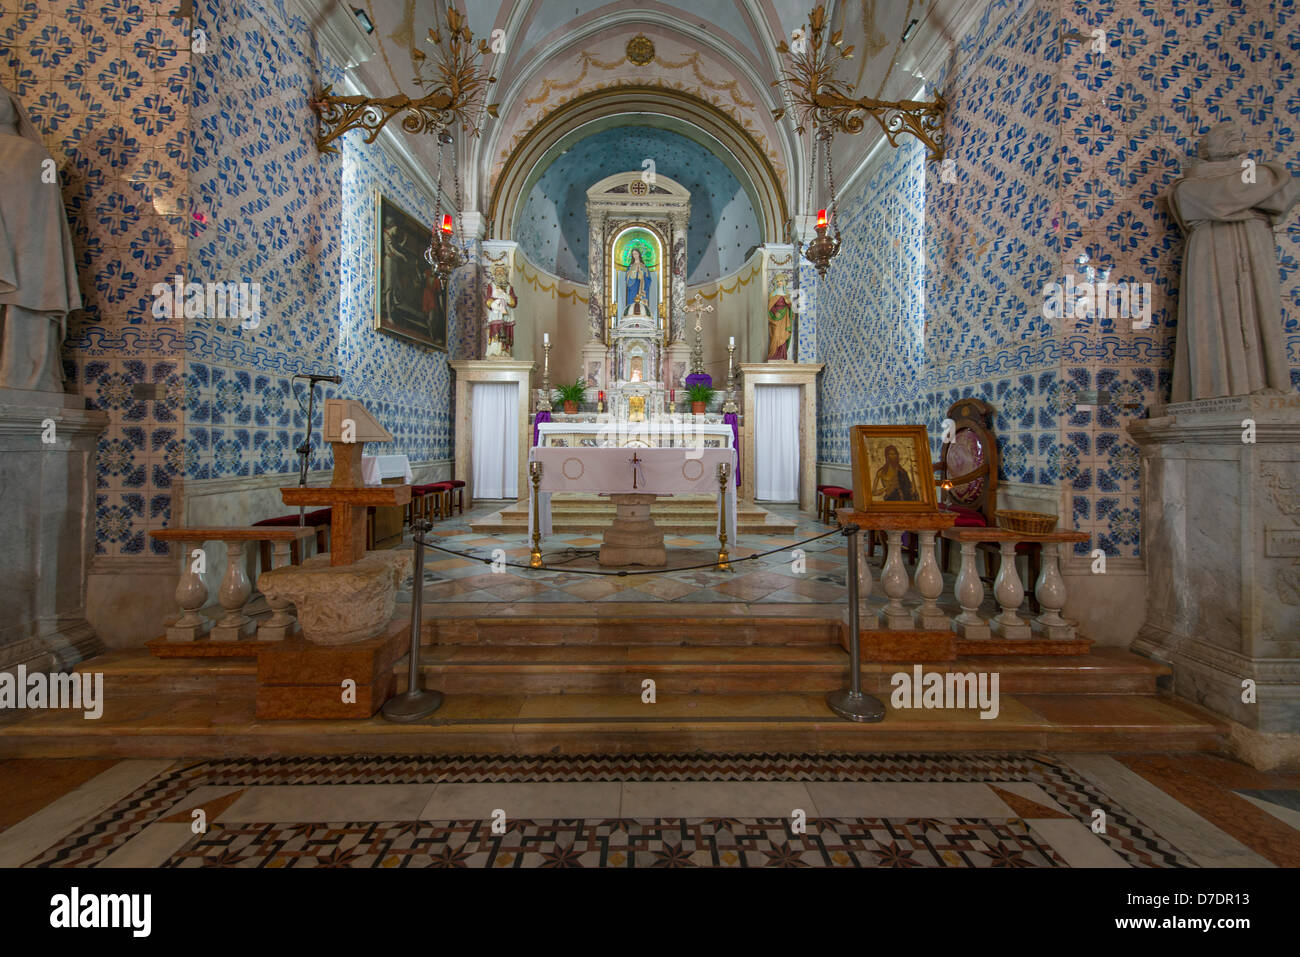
537 341 553 411
716 462 731 570
722 341 738 414
529 461 544 568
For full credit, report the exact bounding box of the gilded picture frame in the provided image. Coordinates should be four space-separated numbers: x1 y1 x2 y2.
374 191 447 351
849 424 937 512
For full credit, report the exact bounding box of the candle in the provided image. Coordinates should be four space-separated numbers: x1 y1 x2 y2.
543 332 549 345
670 390 675 402
440 213 453 234
816 208 828 228
729 336 735 348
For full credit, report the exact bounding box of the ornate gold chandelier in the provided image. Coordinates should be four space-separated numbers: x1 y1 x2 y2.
310 7 498 154
774 5 946 161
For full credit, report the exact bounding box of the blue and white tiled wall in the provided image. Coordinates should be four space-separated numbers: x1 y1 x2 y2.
817 0 1300 561
5 0 455 556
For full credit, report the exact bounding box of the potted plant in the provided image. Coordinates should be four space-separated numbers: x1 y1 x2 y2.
554 379 586 415
686 383 715 414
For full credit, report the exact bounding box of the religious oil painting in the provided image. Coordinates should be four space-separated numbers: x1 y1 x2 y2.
374 192 447 351
849 425 936 512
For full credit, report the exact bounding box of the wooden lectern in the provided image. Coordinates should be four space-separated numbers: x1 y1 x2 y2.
280 399 412 566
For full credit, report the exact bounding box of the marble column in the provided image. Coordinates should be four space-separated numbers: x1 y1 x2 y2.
587 204 604 342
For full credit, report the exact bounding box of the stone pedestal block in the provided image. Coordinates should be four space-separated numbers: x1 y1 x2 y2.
258 550 413 645
1128 393 1300 751
0 389 107 673
599 493 667 567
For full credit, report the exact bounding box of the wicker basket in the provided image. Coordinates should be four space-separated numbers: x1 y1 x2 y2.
996 510 1058 535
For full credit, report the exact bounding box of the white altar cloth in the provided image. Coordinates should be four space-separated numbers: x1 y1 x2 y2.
362 453 413 486
527 446 738 545
535 420 734 449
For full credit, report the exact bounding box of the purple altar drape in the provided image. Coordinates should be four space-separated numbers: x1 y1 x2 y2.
723 410 740 486
532 409 551 447
684 373 713 389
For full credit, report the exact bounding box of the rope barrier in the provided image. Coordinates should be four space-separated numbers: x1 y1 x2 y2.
413 526 845 577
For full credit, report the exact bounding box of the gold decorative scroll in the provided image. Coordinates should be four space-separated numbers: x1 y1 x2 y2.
311 7 498 153
774 4 945 161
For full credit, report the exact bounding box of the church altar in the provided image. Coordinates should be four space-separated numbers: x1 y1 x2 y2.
527 446 738 565
535 419 734 450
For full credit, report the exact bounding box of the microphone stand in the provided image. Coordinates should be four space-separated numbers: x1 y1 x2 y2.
295 382 318 527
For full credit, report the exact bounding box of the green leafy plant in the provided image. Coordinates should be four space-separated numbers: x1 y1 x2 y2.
554 379 587 403
685 384 716 405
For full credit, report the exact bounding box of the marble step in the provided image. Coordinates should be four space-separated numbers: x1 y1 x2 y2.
0 686 1225 758
470 495 800 536
396 645 1168 696
420 609 845 646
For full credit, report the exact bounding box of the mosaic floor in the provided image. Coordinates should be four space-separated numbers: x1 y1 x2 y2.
403 503 858 605
3 752 1296 868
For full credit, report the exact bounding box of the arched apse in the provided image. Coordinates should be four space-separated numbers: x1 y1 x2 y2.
489 86 787 269
515 123 762 284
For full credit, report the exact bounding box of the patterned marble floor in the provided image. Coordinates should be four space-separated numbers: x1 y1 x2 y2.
1 752 1295 868
403 502 855 604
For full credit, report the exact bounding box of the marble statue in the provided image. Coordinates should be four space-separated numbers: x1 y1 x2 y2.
484 263 517 358
0 85 80 392
1168 121 1299 402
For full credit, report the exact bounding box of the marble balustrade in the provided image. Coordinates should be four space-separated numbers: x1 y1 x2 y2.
148 527 317 642
836 509 1089 641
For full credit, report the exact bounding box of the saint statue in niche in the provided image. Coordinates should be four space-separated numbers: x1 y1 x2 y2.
1167 120 1299 401
766 271 793 360
625 247 652 317
484 263 517 358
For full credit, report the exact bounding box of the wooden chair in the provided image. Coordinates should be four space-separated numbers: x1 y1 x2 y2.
932 397 1039 610
816 484 853 524
253 508 331 571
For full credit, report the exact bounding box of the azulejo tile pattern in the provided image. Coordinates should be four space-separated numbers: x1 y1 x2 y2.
22 753 1193 868
815 0 1300 561
5 0 457 555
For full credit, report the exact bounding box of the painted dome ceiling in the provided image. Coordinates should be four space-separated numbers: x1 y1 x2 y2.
515 124 761 283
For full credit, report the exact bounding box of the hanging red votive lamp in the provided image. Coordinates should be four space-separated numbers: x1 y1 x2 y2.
816 208 828 228
441 213 454 234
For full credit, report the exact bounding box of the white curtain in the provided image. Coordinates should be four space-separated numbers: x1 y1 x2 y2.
471 382 518 499
754 384 800 501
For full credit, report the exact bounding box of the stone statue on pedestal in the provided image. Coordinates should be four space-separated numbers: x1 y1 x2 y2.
484 264 517 358
1168 121 1299 402
0 85 80 393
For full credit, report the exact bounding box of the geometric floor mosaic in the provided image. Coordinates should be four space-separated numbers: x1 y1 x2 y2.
24 753 1194 868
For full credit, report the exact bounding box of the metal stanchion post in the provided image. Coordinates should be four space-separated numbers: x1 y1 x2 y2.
382 519 444 722
529 461 544 568
826 523 885 722
716 462 731 570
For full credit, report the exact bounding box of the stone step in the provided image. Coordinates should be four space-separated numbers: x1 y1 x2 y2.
470 495 800 536
0 685 1225 758
419 608 845 646
393 644 1168 696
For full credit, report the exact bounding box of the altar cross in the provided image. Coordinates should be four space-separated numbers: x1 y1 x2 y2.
685 292 713 375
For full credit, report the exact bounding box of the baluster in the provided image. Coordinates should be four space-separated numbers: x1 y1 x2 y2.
166 539 210 642
257 539 299 641
952 540 990 639
913 530 947 629
211 539 255 641
878 530 911 629
1033 543 1075 639
990 540 1031 639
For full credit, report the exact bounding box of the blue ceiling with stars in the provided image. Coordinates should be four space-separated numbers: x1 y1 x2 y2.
514 125 762 284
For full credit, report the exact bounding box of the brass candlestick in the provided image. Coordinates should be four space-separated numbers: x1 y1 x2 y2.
537 341 553 411
529 461 544 568
722 341 738 414
716 462 731 571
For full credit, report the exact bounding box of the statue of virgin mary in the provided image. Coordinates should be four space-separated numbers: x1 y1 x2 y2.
624 247 652 317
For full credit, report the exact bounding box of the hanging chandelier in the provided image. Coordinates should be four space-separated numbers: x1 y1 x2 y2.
424 130 462 281
801 126 842 277
774 5 946 161
310 6 498 154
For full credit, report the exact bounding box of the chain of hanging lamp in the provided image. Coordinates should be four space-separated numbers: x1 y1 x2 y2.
424 129 461 281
